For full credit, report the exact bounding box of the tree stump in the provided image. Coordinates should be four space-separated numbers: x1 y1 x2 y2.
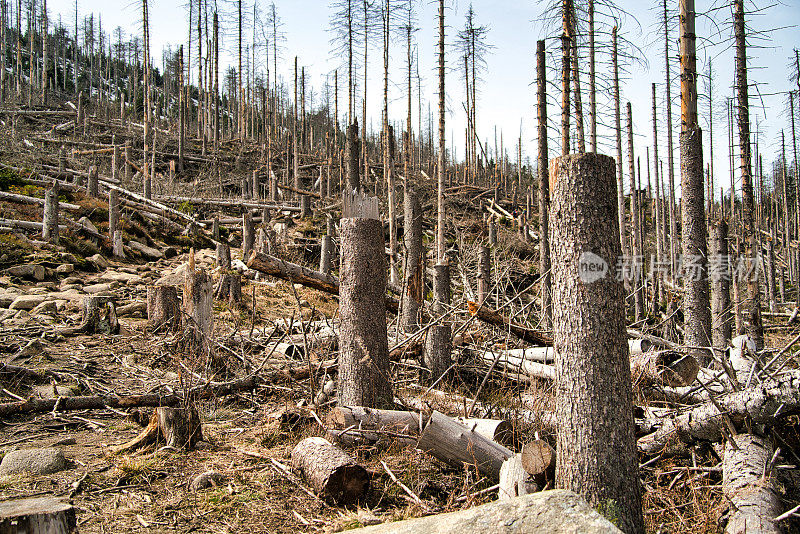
215 242 241 306
108 189 119 240
242 212 255 260
320 235 333 275
0 496 76 534
147 285 180 331
182 253 214 358
300 195 311 218
549 153 644 533
488 220 497 247
477 245 490 305
112 230 125 258
61 296 118 336
252 170 259 200
290 437 369 505
424 324 451 384
42 181 59 245
338 209 392 408
499 454 537 500
87 165 98 197
110 405 203 454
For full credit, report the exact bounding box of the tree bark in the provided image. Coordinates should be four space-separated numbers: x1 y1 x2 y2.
291 436 369 505
548 153 644 534
42 181 59 244
147 285 180 331
711 219 732 350
402 189 423 332
0 497 75 534
537 40 551 330
338 216 392 408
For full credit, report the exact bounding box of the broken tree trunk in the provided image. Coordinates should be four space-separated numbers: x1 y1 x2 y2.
242 211 255 260
110 404 203 454
722 433 782 534
549 153 644 533
630 350 699 387
182 253 214 358
60 296 119 336
338 200 393 408
147 285 180 331
467 302 552 345
416 410 513 480
477 245 490 305
402 189 424 332
290 436 369 505
328 406 421 444
499 453 537 500
42 181 59 244
0 496 76 534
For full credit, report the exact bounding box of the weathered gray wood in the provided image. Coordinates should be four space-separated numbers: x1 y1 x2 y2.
242 212 255 260
723 433 782 534
499 454 537 500
402 189 423 332
42 181 59 244
328 406 421 444
345 489 621 533
147 285 180 331
0 496 76 534
0 190 79 210
87 165 98 197
182 254 214 357
417 411 513 480
477 245 490 305
290 436 369 505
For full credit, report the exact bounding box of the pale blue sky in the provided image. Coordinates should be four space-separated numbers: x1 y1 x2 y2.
47 0 800 200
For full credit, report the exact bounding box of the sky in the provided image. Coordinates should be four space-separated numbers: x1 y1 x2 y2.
46 0 800 200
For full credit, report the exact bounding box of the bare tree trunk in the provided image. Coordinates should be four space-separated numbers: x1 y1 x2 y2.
560 4 571 156
711 219 732 351
402 189 423 332
339 201 392 408
477 245 490 305
549 153 644 534
42 181 59 244
537 40 551 330
664 0 678 279
612 28 626 255
679 0 711 361
588 0 597 152
345 121 360 192
627 103 643 320
734 0 763 348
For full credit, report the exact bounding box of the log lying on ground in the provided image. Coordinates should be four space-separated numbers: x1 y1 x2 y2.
290 436 370 505
502 339 651 364
416 411 513 480
155 195 301 212
345 489 622 533
455 417 515 445
110 404 203 454
328 406 422 444
0 496 76 534
630 350 699 387
467 301 552 346
0 190 81 211
638 370 800 455
722 433 782 534
247 250 400 313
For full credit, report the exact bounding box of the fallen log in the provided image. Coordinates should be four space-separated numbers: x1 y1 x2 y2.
101 182 206 228
328 406 422 443
247 250 400 313
416 410 513 480
0 190 81 211
722 433 782 534
278 183 322 199
467 301 552 346
638 371 800 455
290 436 370 505
630 350 699 387
343 489 622 533
155 195 300 212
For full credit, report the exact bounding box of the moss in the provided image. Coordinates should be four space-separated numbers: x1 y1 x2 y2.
0 234 34 266
596 499 623 529
0 167 28 191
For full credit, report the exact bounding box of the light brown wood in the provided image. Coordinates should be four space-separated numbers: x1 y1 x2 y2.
290 436 369 505
0 496 76 534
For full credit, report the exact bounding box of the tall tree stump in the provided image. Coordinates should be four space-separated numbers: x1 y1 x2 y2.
42 181 59 245
711 219 732 352
477 245 491 305
338 196 392 408
215 242 241 306
291 437 369 505
242 212 255 260
147 285 180 331
402 190 423 332
112 231 125 258
548 153 644 533
182 253 214 358
320 235 333 275
424 264 452 383
251 170 259 200
0 496 76 534
300 195 311 218
87 165 98 197
108 189 119 240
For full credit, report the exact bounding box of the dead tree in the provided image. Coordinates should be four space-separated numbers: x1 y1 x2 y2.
338 192 392 408
182 253 214 359
612 27 626 255
734 0 763 348
679 0 711 361
537 40 551 330
627 103 643 320
42 181 59 244
711 219 732 351
291 437 369 505
147 285 180 331
402 189 423 332
549 153 644 533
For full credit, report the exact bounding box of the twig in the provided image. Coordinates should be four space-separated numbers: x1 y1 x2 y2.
380 460 431 511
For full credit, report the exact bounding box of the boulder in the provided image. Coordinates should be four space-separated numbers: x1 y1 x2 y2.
30 300 59 315
99 271 142 285
83 283 115 295
0 448 67 477
87 254 109 270
56 264 75 275
128 240 164 259
5 264 45 281
345 490 622 534
190 471 228 491
9 295 47 311
0 290 20 308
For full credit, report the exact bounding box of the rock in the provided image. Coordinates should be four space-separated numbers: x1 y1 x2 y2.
77 217 99 235
87 254 109 270
0 309 17 322
83 283 115 295
56 264 75 274
9 295 47 310
32 384 79 399
155 263 187 287
0 290 20 308
117 301 146 317
31 300 59 315
99 271 142 285
0 448 67 477
190 471 228 491
128 240 164 259
59 284 82 292
5 264 45 281
164 247 179 259
344 490 622 533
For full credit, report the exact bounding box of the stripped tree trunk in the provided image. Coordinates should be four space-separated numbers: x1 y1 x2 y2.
723 434 781 534
536 40 551 330
549 153 644 534
42 181 59 244
402 189 423 332
711 219 732 351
